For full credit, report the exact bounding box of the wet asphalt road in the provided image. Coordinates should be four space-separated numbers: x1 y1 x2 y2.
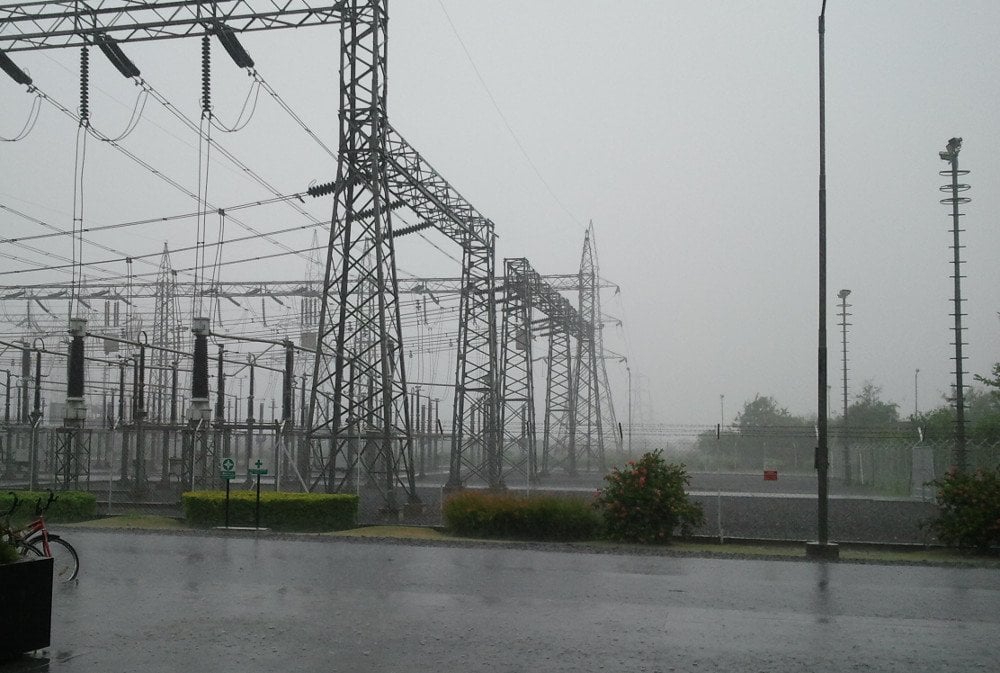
6 529 998 673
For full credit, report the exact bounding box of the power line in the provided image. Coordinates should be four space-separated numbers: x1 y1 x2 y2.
435 0 582 234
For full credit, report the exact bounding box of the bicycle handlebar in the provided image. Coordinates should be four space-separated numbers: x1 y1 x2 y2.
33 491 57 517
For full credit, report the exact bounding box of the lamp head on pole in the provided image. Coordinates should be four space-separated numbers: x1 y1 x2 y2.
940 137 962 162
837 289 851 300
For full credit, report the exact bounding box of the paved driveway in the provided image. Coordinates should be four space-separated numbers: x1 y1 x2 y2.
7 529 999 672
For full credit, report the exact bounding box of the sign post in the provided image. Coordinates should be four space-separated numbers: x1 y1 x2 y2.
220 458 236 528
248 458 269 529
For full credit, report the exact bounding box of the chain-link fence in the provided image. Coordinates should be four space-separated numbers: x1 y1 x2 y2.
0 420 454 524
3 418 997 526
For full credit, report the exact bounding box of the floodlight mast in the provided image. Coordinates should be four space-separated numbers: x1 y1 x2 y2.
939 137 970 473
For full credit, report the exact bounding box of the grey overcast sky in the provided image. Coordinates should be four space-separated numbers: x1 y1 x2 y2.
2 1 999 429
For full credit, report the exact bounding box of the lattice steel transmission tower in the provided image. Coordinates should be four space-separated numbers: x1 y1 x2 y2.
498 258 537 486
306 2 417 510
381 126 499 492
500 258 591 483
570 224 620 472
152 245 181 421
542 318 574 476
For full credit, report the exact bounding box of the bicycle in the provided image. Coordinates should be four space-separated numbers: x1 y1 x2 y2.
2 491 80 582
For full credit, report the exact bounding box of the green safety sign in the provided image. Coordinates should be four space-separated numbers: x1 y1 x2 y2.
220 457 237 480
248 458 269 476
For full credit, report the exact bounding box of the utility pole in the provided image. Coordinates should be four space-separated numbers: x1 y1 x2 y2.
938 137 970 473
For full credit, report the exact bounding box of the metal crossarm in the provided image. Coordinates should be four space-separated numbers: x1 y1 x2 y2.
384 123 493 250
0 1 346 52
0 274 615 300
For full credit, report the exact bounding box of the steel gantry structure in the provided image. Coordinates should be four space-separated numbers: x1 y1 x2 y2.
498 258 591 487
1 1 625 510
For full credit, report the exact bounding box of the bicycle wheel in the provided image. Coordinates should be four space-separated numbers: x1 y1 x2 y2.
45 535 80 582
15 539 43 559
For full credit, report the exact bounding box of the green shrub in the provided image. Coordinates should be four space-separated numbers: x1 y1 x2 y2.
0 491 97 526
182 491 358 531
594 451 704 544
926 467 1000 552
443 490 600 541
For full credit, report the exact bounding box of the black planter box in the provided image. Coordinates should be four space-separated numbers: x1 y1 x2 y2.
0 556 53 659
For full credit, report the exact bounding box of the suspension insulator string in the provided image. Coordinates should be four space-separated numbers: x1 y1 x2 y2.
72 44 91 320
79 45 90 126
195 34 213 320
201 34 212 118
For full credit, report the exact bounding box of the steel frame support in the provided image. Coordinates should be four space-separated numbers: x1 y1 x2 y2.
0 1 346 52
0 274 615 302
54 425 90 489
498 259 537 486
307 0 416 511
381 124 501 491
541 329 573 475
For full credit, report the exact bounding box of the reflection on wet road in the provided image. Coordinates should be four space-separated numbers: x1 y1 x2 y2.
7 530 998 672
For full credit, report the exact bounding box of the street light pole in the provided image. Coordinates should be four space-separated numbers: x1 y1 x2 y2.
914 368 919 417
808 0 838 559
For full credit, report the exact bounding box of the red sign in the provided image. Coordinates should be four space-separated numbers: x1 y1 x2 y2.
763 470 778 481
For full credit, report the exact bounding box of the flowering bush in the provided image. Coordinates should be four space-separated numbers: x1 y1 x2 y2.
594 451 703 544
926 467 1000 552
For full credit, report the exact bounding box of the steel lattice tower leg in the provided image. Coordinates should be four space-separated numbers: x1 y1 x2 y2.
498 259 537 487
308 0 417 510
542 329 573 476
446 236 500 489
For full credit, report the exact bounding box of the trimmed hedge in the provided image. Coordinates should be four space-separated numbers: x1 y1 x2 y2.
182 491 358 531
443 490 601 541
0 491 97 526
